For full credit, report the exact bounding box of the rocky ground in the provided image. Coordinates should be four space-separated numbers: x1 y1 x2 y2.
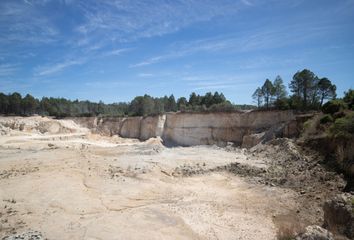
0 116 351 240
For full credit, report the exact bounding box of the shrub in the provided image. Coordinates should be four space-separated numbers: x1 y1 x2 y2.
320 114 333 124
330 112 354 138
207 102 237 112
333 111 346 120
322 100 346 115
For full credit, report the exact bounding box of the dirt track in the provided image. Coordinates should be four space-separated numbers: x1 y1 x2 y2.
0 117 343 240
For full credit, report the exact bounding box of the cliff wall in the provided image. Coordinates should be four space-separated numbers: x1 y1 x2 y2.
70 110 297 147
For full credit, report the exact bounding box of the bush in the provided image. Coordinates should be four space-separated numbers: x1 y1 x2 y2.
333 111 346 120
207 102 237 112
330 113 354 138
322 100 346 115
320 114 333 124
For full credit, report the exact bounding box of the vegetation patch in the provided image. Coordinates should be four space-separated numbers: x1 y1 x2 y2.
330 112 354 139
319 114 333 124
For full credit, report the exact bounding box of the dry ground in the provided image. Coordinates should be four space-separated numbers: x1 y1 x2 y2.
0 117 336 240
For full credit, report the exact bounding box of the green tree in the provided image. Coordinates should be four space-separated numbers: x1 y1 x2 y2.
273 76 287 100
97 101 105 115
153 98 165 114
252 87 263 108
201 92 213 108
8 92 22 114
343 88 354 110
142 95 155 115
188 92 199 107
22 94 37 115
128 96 144 116
0 93 9 114
261 79 274 109
166 94 177 112
213 92 226 105
177 97 188 110
317 78 336 106
289 69 317 109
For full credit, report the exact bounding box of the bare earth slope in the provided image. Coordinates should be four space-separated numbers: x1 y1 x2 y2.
0 116 345 240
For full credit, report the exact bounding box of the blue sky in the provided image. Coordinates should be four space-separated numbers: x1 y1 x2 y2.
0 0 353 104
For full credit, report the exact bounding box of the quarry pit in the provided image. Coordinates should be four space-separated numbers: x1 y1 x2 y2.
0 113 346 240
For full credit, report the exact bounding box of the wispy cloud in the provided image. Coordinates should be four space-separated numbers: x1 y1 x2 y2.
0 64 19 77
101 48 132 57
35 59 85 76
138 73 154 78
240 0 254 6
132 22 339 67
130 56 166 68
74 0 245 44
0 1 58 44
178 73 259 91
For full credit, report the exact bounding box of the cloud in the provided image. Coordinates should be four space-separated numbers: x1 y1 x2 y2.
0 64 18 76
138 73 154 78
101 48 132 57
240 0 254 6
0 1 58 44
73 0 245 45
130 56 165 68
35 59 85 76
132 22 339 67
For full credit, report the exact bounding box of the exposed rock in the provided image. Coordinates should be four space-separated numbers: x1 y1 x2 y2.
70 110 297 147
0 116 87 135
140 115 166 140
296 225 334 240
241 132 265 148
120 117 142 138
323 193 354 239
2 230 44 240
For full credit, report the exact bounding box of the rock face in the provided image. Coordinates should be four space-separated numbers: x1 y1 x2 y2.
140 115 166 141
296 225 334 240
120 117 142 138
323 193 354 239
70 110 298 147
0 116 88 134
241 132 265 148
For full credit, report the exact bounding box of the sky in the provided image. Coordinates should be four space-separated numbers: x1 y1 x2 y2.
0 0 353 104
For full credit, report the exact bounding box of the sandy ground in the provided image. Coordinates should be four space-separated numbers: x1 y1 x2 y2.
0 118 299 240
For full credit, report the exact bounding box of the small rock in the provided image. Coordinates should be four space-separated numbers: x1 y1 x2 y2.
296 225 334 240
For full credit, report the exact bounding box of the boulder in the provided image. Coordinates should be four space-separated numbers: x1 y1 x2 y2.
296 225 334 240
241 132 265 148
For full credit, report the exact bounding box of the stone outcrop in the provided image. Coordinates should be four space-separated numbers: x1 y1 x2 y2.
296 225 334 240
70 110 298 147
323 193 354 239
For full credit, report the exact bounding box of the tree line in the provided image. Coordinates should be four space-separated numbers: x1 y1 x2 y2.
0 91 250 117
252 69 337 110
1 68 342 117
